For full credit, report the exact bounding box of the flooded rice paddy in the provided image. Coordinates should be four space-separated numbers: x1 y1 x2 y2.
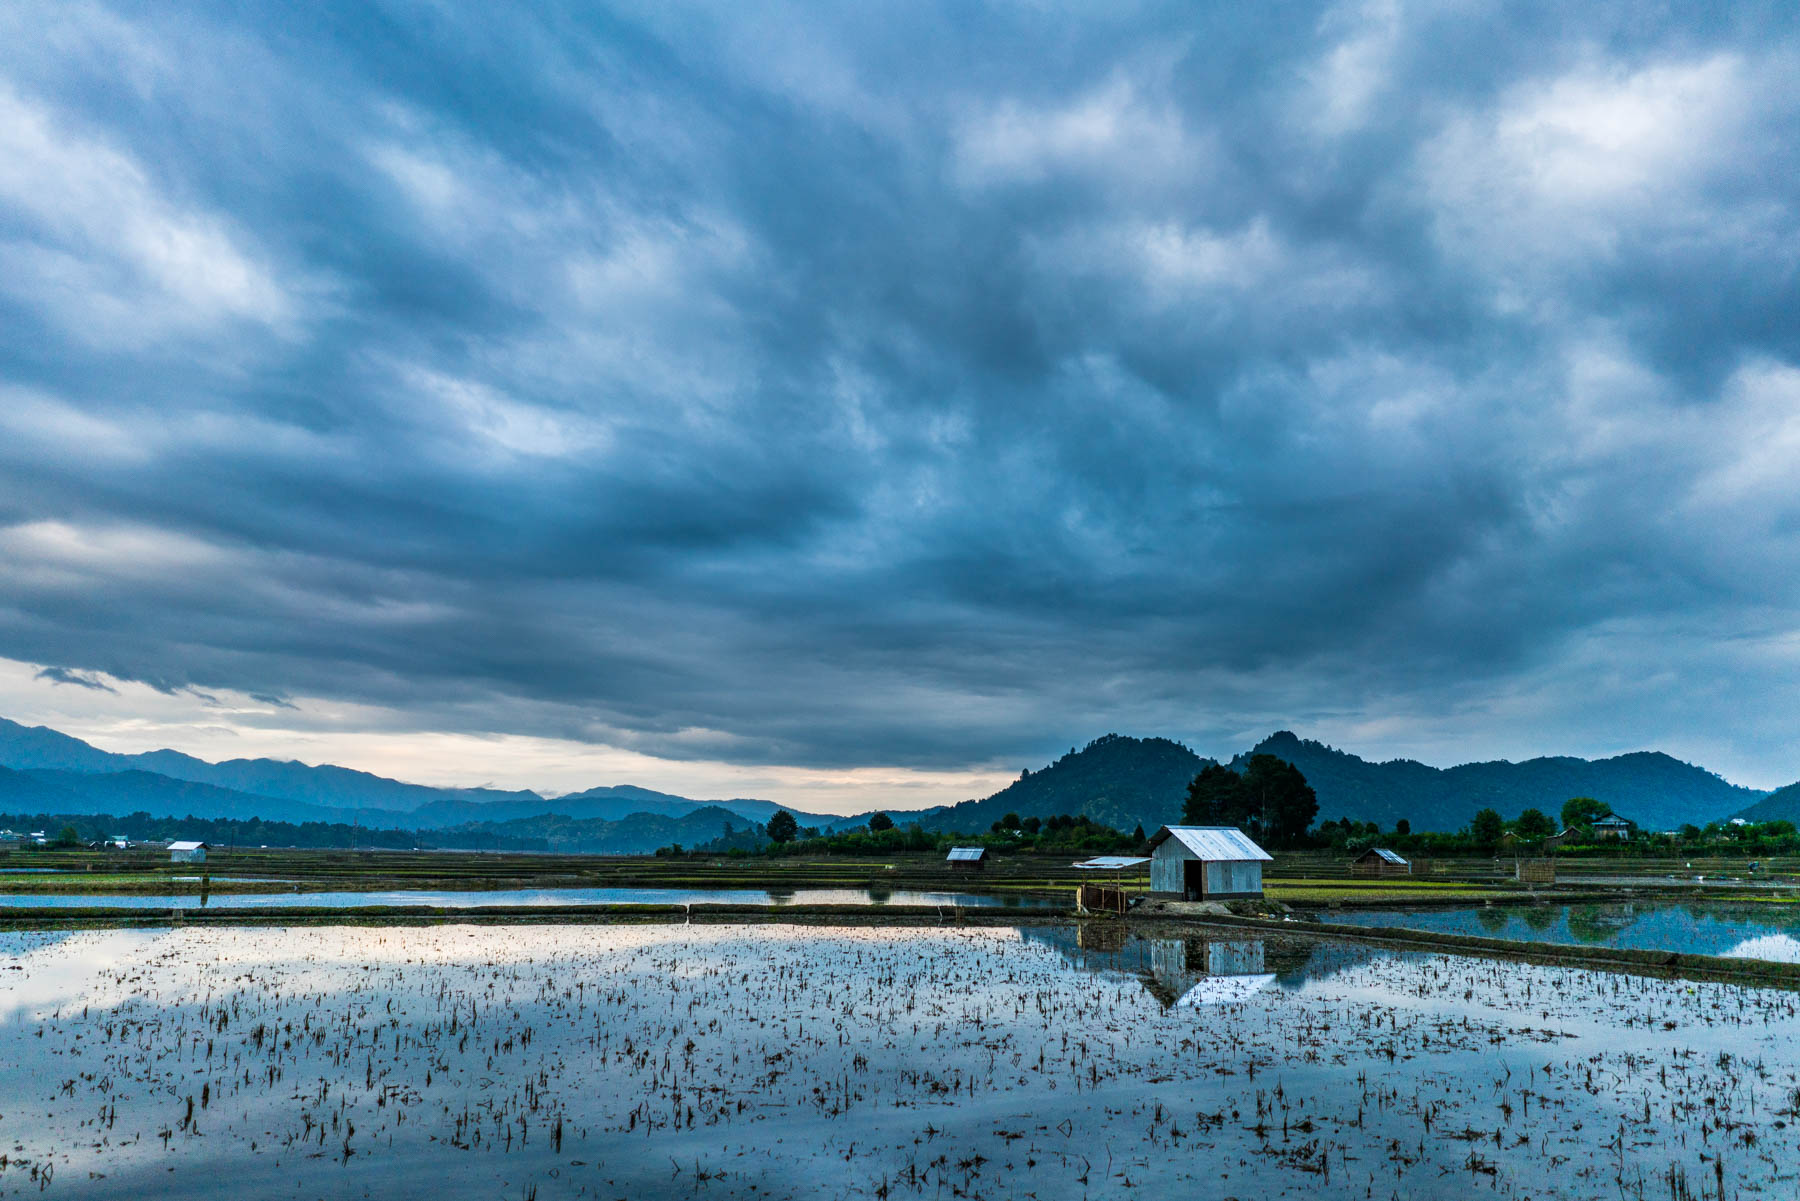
4 923 1800 1198
0 886 1054 911
1332 902 1800 961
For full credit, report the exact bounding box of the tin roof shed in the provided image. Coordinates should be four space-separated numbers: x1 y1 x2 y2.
945 846 986 862
1146 827 1272 862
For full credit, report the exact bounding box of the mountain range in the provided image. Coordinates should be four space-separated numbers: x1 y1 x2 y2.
1231 732 1765 833
0 717 1788 849
0 718 848 833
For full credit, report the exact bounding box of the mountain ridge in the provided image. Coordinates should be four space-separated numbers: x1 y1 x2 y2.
0 716 1782 843
1232 731 1762 832
0 718 841 832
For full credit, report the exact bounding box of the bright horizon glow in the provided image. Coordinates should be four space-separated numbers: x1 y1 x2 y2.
0 658 1014 814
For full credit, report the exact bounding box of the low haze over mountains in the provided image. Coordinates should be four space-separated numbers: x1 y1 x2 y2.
0 717 1785 852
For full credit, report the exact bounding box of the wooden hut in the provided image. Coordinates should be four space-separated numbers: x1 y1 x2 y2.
945 846 987 872
1147 827 1271 901
1352 847 1410 877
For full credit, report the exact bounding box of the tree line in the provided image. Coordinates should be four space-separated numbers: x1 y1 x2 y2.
0 810 425 850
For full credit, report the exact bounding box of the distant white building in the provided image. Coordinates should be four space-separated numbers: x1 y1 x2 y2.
168 840 209 864
1147 827 1271 900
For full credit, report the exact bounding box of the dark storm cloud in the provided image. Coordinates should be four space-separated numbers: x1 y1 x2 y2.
2 1 1799 780
35 667 115 693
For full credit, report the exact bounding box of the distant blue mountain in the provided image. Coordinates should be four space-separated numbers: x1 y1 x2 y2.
0 717 839 832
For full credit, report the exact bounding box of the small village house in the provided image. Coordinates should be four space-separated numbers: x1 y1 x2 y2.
945 846 986 871
168 840 209 864
1147 826 1271 900
1352 847 1411 877
1591 815 1636 841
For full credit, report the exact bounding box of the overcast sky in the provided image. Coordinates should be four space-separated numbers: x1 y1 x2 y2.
2 2 1797 809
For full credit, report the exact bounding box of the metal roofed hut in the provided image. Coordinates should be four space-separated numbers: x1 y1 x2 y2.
945 846 987 871
1147 826 1271 901
1352 847 1411 877
1144 937 1277 1008
168 840 209 864
1072 854 1150 913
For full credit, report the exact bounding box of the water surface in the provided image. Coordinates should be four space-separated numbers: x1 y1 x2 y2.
2 922 1796 1199
1327 901 1800 960
0 884 1055 910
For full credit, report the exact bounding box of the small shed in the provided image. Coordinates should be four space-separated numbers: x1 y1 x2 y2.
1147 827 1271 900
1072 855 1150 913
1352 847 1411 877
946 846 987 871
169 840 209 864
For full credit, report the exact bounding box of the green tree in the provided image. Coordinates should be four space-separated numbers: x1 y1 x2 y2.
1561 796 1610 830
766 810 799 844
1394 818 1410 836
1514 808 1555 843
1240 754 1319 846
867 812 894 833
1470 808 1504 848
1182 763 1247 826
55 824 81 847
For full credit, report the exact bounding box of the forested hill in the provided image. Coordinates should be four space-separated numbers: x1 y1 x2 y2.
1235 732 1760 832
1731 780 1800 825
928 735 1211 835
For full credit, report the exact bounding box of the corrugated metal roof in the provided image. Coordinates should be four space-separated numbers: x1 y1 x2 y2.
168 840 208 851
1147 826 1273 862
1072 855 1150 870
1173 973 1277 1008
1364 847 1408 864
945 846 986 861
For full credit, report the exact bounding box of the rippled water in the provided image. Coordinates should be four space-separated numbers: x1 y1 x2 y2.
3 922 1798 1198
1326 901 1800 960
0 885 1057 910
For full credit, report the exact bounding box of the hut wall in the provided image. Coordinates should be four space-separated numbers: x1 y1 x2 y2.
1204 940 1266 975
1150 845 1188 895
1204 859 1262 897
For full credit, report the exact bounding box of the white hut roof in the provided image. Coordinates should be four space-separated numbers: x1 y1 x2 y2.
1147 826 1272 862
1173 973 1278 1007
1072 855 1150 870
168 840 209 851
945 846 986 862
1362 847 1408 864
